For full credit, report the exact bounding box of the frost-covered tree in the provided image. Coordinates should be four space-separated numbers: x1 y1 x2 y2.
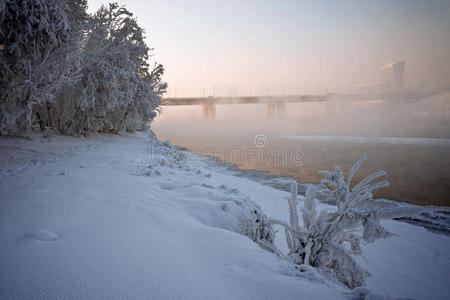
50 2 165 134
148 63 168 97
0 1 165 135
0 0 80 135
270 156 430 288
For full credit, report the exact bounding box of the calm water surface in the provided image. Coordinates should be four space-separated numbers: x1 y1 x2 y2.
152 95 450 206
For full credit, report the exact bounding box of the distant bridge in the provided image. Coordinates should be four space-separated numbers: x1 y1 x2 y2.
161 94 350 119
160 93 422 119
161 94 332 106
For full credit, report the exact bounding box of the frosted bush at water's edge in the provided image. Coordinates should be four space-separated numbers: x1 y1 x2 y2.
269 156 430 288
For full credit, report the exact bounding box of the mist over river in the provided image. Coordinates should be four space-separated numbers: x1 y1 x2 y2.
152 93 450 206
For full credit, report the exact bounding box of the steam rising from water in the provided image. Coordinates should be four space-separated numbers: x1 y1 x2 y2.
152 92 450 206
154 92 450 140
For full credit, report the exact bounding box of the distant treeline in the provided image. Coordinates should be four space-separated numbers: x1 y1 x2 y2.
0 0 167 136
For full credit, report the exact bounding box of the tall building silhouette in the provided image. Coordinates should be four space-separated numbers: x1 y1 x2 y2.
392 61 405 92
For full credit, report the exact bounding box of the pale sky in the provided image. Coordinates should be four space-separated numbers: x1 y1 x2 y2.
88 0 450 97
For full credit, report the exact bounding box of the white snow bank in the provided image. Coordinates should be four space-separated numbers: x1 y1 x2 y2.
0 132 449 299
0 133 343 300
217 166 450 300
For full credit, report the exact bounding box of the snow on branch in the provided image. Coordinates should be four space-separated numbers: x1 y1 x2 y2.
0 0 166 136
269 156 431 288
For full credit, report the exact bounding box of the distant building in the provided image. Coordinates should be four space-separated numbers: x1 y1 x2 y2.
392 60 405 93
379 60 406 93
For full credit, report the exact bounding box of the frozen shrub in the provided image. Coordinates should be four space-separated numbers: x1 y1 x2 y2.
270 156 429 288
146 140 187 167
240 202 275 248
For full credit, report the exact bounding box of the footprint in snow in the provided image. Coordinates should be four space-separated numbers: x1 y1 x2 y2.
24 229 59 241
158 182 177 191
219 184 239 194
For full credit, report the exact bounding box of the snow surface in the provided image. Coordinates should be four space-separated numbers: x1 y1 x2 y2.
0 132 449 299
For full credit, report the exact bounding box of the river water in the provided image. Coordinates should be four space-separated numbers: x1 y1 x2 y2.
152 93 450 206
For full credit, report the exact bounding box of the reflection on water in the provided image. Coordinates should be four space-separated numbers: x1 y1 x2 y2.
152 93 450 206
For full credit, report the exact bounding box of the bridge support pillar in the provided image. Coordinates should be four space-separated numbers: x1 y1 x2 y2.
276 101 286 113
202 103 216 120
267 102 285 116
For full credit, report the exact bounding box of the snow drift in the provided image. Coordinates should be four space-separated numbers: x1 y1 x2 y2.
0 132 449 299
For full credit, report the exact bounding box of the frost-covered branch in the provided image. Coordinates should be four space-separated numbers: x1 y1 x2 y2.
269 156 428 288
0 0 166 136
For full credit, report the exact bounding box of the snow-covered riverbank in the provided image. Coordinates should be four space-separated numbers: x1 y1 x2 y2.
0 132 449 299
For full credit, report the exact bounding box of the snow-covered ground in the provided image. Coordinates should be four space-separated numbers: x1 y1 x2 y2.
0 132 449 299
